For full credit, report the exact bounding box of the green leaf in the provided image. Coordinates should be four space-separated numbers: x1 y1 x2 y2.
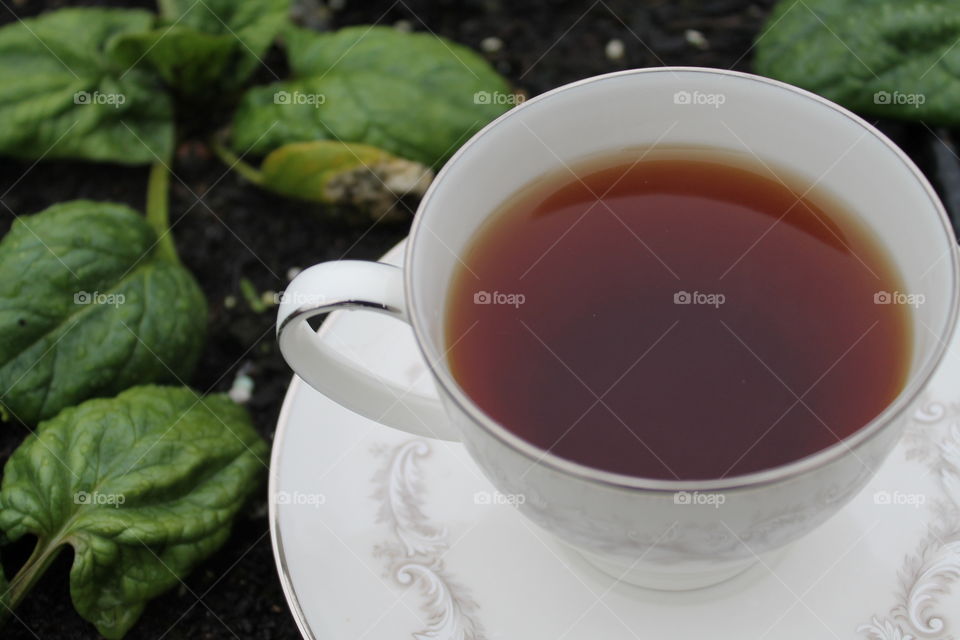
108 28 238 98
109 0 290 97
232 26 514 166
0 201 207 425
0 385 267 639
158 0 290 82
754 0 960 125
0 8 173 164
259 140 434 213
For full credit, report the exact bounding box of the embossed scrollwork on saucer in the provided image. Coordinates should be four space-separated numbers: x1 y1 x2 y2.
372 439 485 640
859 402 960 640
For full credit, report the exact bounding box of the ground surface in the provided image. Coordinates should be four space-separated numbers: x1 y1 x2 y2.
0 0 957 638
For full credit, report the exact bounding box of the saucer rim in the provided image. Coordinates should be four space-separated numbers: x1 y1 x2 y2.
271 372 319 640
269 241 410 640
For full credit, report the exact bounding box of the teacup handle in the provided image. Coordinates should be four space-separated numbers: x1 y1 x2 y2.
276 260 460 441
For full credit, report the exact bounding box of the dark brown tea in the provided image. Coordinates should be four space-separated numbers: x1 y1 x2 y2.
444 150 912 480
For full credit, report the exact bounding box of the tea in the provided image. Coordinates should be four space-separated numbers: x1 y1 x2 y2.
444 150 912 480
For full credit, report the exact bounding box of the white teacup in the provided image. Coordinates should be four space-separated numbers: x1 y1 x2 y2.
277 68 959 590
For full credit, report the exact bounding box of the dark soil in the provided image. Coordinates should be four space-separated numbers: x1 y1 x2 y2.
0 1 958 639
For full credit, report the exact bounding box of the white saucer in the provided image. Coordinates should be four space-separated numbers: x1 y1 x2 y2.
269 241 960 640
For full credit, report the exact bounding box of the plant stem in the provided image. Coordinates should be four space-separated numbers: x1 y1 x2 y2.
146 162 179 263
211 139 263 185
1 540 62 621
